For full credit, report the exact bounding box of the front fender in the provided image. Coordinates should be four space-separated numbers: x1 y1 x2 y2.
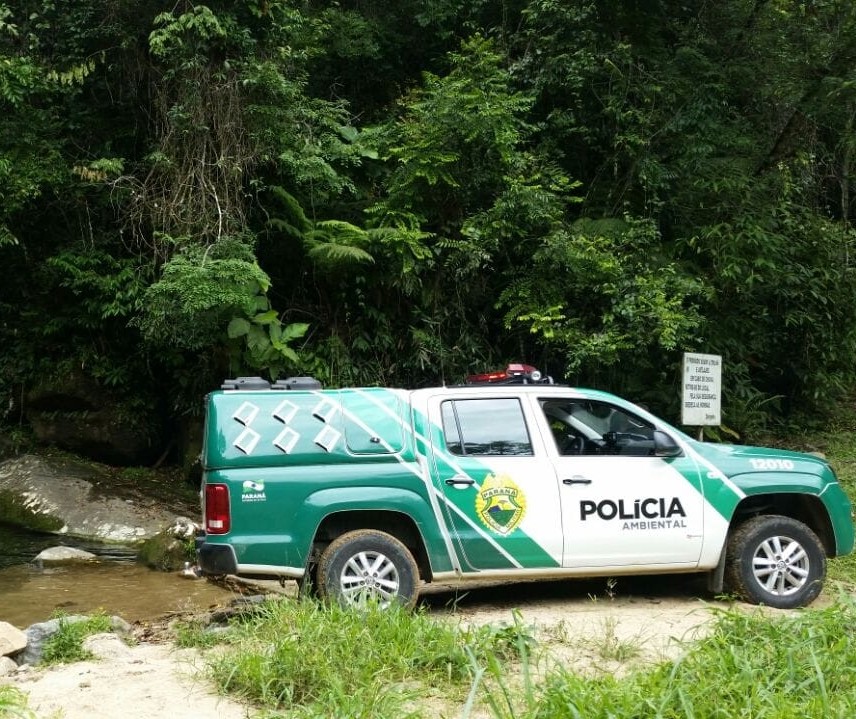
729 473 854 556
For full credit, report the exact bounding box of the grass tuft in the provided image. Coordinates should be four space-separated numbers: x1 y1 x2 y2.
41 612 114 665
174 616 233 649
588 616 643 663
0 685 35 719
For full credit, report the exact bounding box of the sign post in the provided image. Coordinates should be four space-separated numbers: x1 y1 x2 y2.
681 352 722 436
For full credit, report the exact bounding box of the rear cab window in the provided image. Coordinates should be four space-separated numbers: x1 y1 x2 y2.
441 398 534 456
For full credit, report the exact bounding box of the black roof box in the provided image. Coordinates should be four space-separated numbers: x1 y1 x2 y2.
221 377 271 390
272 376 323 390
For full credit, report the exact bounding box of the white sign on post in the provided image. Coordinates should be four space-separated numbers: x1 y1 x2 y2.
681 352 722 426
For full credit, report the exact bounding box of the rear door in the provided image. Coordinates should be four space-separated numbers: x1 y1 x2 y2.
427 394 563 571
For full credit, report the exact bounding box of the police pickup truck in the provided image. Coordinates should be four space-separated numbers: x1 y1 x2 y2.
197 365 854 609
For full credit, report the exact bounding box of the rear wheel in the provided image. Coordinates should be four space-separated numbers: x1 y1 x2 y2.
725 515 826 609
317 529 419 609
296 562 318 599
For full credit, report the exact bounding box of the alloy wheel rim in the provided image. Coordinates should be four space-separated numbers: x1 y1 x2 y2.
339 550 400 607
752 534 810 596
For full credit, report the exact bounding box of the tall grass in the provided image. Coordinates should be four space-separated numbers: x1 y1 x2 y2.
476 597 856 718
205 598 533 718
201 594 856 718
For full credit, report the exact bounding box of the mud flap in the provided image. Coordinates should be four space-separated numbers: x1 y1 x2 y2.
707 544 727 594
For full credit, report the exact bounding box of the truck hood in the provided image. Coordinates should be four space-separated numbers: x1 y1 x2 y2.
690 440 831 480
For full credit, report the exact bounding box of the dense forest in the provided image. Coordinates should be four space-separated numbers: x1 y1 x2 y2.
2 0 856 464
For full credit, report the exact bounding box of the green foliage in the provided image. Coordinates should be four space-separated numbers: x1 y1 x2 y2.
41 612 114 665
137 236 307 378
134 2 358 248
14 246 154 396
375 35 534 228
686 173 856 413
149 6 228 63
500 217 703 378
45 248 148 326
305 220 375 266
5 0 856 446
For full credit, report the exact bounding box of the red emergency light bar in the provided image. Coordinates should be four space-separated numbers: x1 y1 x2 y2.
465 363 552 385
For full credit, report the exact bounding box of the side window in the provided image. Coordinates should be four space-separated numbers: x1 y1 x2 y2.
441 398 533 457
541 399 655 457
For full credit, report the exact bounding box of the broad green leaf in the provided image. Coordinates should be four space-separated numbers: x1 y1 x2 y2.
281 322 309 341
227 317 251 338
253 310 279 325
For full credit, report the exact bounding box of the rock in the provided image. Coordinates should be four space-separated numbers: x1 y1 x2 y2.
19 615 90 666
0 621 27 657
137 517 200 572
110 616 133 635
83 633 131 660
0 656 17 676
137 534 191 572
168 516 199 540
180 562 203 579
25 369 163 466
34 546 98 564
17 614 132 666
0 454 178 542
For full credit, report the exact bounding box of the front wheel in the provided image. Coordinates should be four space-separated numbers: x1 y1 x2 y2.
317 529 419 609
725 515 826 609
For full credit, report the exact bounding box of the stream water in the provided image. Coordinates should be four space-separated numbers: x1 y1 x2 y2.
0 523 236 628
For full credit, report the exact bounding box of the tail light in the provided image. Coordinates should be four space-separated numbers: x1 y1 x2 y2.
205 484 231 534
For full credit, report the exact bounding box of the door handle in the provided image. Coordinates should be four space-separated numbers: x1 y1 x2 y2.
563 476 592 485
445 476 475 487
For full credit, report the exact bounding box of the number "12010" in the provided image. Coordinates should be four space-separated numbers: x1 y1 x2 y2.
749 458 795 471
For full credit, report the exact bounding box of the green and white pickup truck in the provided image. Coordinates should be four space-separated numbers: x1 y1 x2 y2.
196 366 854 609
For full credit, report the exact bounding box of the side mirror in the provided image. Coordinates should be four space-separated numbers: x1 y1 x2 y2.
653 430 682 458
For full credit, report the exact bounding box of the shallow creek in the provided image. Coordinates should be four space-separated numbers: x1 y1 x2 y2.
0 523 237 628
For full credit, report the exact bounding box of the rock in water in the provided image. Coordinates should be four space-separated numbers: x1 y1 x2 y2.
34 546 97 564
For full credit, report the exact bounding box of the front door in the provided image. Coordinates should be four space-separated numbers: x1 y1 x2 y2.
538 397 705 568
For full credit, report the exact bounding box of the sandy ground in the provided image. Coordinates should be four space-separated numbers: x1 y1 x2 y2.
3 576 767 719
8 643 251 719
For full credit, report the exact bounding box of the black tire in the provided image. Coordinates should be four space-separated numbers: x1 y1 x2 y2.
317 529 419 609
725 515 826 609
296 562 319 599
